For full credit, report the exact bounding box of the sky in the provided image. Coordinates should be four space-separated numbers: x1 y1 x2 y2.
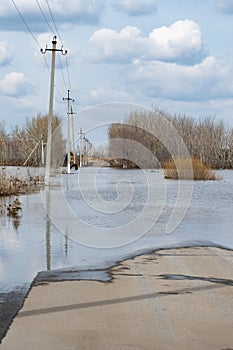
1 0 233 144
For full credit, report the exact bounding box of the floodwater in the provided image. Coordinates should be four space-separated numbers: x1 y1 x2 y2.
0 167 233 338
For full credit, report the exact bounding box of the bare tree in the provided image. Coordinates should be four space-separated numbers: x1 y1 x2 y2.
108 109 233 169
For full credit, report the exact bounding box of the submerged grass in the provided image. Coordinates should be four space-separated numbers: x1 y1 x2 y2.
0 168 44 197
163 158 218 180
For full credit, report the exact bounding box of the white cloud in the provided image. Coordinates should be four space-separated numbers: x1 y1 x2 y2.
112 0 157 16
129 56 233 101
0 0 107 30
0 72 34 97
89 20 204 64
0 41 12 66
82 85 134 105
147 20 204 63
90 26 144 63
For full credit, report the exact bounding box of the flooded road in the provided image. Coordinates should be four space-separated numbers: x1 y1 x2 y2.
0 167 233 340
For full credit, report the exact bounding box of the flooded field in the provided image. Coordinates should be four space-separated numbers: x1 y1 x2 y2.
0 166 233 340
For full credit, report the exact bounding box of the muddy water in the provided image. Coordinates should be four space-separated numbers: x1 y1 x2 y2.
0 167 233 341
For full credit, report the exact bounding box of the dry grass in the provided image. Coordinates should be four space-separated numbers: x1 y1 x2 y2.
163 158 218 180
0 168 44 197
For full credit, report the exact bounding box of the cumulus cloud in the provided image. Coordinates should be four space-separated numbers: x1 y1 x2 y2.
90 26 145 63
0 72 34 97
0 0 107 31
0 41 12 66
129 56 233 101
147 20 204 63
90 20 204 64
112 0 157 16
216 0 233 12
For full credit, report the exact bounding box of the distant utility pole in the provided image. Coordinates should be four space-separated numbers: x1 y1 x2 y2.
63 90 74 174
80 129 83 168
41 36 67 185
70 106 76 155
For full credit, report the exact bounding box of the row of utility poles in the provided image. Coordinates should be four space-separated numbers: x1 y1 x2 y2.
41 36 91 184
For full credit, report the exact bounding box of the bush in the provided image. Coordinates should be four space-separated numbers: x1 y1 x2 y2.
163 158 217 180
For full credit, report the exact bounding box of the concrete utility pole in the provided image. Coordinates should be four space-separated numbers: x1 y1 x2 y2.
41 134 45 165
41 36 67 185
70 106 76 156
63 90 74 174
79 129 83 168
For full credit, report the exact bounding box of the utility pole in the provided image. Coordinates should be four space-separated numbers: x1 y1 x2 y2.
63 90 74 174
41 134 44 166
41 36 67 185
80 129 83 168
70 106 76 156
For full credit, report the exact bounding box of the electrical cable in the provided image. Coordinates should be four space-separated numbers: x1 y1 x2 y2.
11 0 73 102
35 0 68 91
10 0 52 76
11 0 41 47
45 0 73 92
65 56 72 92
10 0 65 100
35 0 55 35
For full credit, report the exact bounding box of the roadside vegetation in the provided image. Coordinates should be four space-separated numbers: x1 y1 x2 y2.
0 168 44 197
0 114 65 167
163 158 217 180
108 109 233 178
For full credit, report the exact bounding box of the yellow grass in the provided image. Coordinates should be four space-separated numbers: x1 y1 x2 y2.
163 158 217 180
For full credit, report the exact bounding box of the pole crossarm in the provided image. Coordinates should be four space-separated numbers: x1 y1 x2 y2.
41 36 67 55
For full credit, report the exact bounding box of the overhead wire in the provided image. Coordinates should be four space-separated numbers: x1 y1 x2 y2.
35 0 55 35
10 0 40 46
44 0 72 92
65 56 72 93
45 0 63 44
34 0 66 97
10 0 73 105
10 0 57 93
34 0 64 99
44 0 68 88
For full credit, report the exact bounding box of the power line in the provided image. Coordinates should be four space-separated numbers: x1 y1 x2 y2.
10 0 52 73
45 0 72 91
11 0 41 47
35 0 55 35
65 56 72 91
10 0 65 100
45 0 63 44
34 0 68 96
10 0 71 100
58 55 68 90
35 0 68 90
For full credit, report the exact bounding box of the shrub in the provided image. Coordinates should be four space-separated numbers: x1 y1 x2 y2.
163 158 217 180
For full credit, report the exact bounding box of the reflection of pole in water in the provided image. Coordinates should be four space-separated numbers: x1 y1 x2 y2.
45 190 51 271
65 228 69 258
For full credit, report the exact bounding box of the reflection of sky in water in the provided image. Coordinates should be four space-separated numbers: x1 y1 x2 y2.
0 168 233 293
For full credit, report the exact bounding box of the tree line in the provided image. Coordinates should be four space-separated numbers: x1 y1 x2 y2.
108 109 233 169
0 114 65 167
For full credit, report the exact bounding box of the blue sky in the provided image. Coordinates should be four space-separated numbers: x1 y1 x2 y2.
1 0 233 143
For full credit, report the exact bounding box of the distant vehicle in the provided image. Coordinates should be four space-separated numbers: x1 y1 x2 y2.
63 152 79 170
